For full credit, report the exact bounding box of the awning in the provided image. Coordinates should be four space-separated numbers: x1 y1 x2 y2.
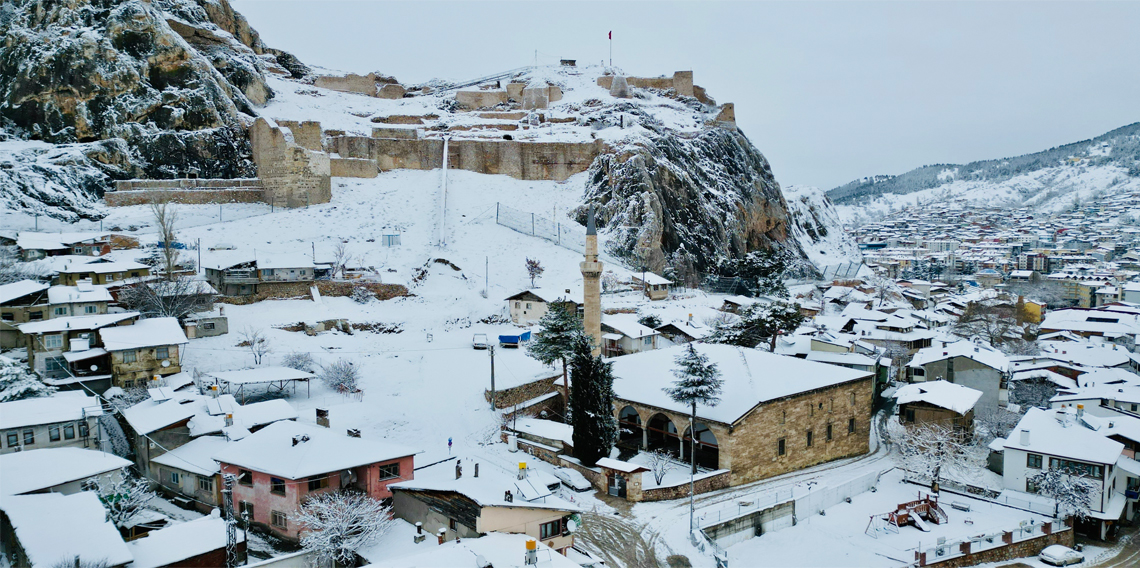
1088 491 1128 521
62 348 108 363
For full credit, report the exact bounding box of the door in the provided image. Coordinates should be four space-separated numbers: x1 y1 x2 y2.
608 474 627 498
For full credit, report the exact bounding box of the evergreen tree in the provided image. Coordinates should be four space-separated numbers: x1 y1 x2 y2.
715 249 790 298
569 334 617 466
0 356 56 402
527 302 583 395
710 301 805 351
664 344 723 474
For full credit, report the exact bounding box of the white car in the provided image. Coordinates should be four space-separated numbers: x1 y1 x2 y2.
472 333 489 350
553 467 593 492
1039 545 1083 566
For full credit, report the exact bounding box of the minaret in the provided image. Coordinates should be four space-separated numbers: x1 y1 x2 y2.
581 207 603 356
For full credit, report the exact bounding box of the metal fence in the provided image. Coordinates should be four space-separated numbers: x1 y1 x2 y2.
495 202 595 258
697 488 795 530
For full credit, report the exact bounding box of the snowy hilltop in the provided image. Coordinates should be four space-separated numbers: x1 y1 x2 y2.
828 122 1140 226
782 184 863 270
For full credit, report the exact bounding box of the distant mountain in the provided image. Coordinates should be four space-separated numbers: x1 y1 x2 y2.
827 122 1140 224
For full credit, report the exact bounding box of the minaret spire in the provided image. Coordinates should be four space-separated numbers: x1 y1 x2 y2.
581 206 603 356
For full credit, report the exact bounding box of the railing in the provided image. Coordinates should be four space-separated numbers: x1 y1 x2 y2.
697 488 795 529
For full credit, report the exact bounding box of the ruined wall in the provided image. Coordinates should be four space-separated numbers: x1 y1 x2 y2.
327 136 602 182
598 71 695 98
330 158 378 178
455 90 508 109
274 120 323 151
314 73 379 96
250 118 332 208
105 179 264 206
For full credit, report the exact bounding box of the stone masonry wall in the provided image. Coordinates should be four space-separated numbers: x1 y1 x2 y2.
106 178 264 206
274 120 323 151
250 118 332 208
330 158 378 178
486 375 561 409
641 470 731 502
328 136 602 182
597 71 694 97
921 527 1074 568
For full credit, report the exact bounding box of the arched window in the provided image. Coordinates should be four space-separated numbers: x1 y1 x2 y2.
682 422 720 470
618 406 643 447
647 413 681 457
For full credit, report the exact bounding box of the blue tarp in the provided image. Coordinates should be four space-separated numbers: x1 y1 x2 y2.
498 331 532 345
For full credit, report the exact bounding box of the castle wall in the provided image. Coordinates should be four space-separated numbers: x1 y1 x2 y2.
105 179 264 206
250 118 332 208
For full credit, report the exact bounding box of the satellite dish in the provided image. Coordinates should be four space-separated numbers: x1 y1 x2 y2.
90 365 98 372
161 360 171 368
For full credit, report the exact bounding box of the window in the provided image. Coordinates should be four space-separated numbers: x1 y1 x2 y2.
850 392 856 406
643 336 652 345
122 350 137 363
1026 478 1040 494
1027 453 1043 469
307 476 329 492
28 311 43 321
777 438 786 456
539 520 561 539
1049 457 1103 479
826 423 833 441
829 398 834 412
44 334 63 349
84 305 97 314
809 403 814 417
780 410 786 425
526 303 532 309
122 380 134 389
1 312 12 321
78 422 89 437
23 430 34 445
64 424 75 439
271 510 287 529
54 307 68 316
238 470 253 486
378 463 400 480
45 357 66 372
202 322 215 330
239 501 254 521
806 430 813 448
848 418 856 434
515 302 520 308
49 426 60 442
6 431 18 447
270 477 286 495
131 272 140 278
198 476 214 492
449 518 457 531
156 346 169 359
170 472 181 484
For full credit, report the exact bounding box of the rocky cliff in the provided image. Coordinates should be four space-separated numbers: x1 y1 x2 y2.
581 120 805 278
0 0 304 219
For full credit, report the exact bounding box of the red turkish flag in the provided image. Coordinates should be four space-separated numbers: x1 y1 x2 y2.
608 31 612 40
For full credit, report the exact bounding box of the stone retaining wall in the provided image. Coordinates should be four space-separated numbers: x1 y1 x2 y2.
105 188 264 206
921 526 1074 568
641 470 732 502
218 281 408 304
486 375 562 410
328 136 602 182
330 158 378 178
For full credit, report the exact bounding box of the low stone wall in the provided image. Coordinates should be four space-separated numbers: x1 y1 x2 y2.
921 526 1074 568
106 188 264 206
455 90 508 109
328 136 602 182
218 281 408 304
597 71 695 97
371 126 419 140
487 375 561 409
113 179 263 190
641 470 732 502
330 158 378 178
316 281 408 300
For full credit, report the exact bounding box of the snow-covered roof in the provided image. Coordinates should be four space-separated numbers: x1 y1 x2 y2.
188 398 298 437
99 317 188 351
0 491 132 567
1009 369 1077 389
505 283 583 304
0 392 103 430
632 272 671 286
602 314 658 339
374 532 580 568
0 447 131 495
511 418 573 447
390 455 579 513
62 347 109 363
151 436 230 477
212 420 417 479
1033 343 1134 369
17 311 139 334
16 231 108 251
909 341 1009 372
0 279 48 305
893 380 982 415
1003 407 1124 465
47 283 113 305
121 393 201 435
595 457 649 473
58 259 148 274
1053 384 1140 406
805 351 876 367
205 366 315 385
609 344 873 425
147 279 218 296
126 514 240 568
1075 368 1140 388
256 253 316 270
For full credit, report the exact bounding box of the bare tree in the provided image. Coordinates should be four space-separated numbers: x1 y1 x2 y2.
51 559 110 568
1008 378 1059 410
282 351 317 373
150 197 180 281
85 468 156 527
646 449 676 485
1030 468 1096 520
331 242 351 279
897 422 985 491
972 406 1021 445
320 359 359 393
297 491 396 565
0 253 52 285
119 278 213 320
239 326 271 365
525 257 544 288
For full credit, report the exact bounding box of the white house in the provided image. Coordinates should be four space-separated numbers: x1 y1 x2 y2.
504 284 583 325
908 340 1009 409
0 447 130 496
0 392 105 455
600 314 659 358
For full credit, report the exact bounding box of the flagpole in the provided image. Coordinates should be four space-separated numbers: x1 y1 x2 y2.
609 31 612 67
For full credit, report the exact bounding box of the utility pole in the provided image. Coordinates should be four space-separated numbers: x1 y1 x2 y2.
489 344 496 409
197 238 202 275
222 473 238 568
485 256 489 298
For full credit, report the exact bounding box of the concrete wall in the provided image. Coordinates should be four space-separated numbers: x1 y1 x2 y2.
0 417 102 455
918 356 1002 410
250 118 332 208
328 136 602 182
154 464 220 509
703 500 794 549
921 527 1073 568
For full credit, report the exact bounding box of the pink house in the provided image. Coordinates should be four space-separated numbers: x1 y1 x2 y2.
212 421 417 541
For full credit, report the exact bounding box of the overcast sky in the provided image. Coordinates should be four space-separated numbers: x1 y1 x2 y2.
234 1 1140 190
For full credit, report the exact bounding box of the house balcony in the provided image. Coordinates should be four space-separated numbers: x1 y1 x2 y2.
221 270 259 285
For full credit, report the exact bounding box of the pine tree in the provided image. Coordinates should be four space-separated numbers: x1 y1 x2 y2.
710 301 804 351
0 356 57 402
527 302 583 396
664 344 723 474
569 334 617 466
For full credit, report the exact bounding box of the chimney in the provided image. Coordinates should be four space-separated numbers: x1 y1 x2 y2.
1019 429 1030 446
316 408 329 428
347 428 360 438
292 434 309 447
1077 404 1084 420
518 462 527 480
525 539 539 565
437 528 446 545
224 414 233 427
416 522 422 534
504 490 513 502
474 463 479 478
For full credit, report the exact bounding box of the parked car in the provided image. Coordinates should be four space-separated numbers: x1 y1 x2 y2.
1039 545 1083 566
553 467 593 492
472 333 489 350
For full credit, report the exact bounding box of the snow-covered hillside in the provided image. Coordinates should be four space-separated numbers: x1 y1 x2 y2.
782 185 863 270
829 122 1140 225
